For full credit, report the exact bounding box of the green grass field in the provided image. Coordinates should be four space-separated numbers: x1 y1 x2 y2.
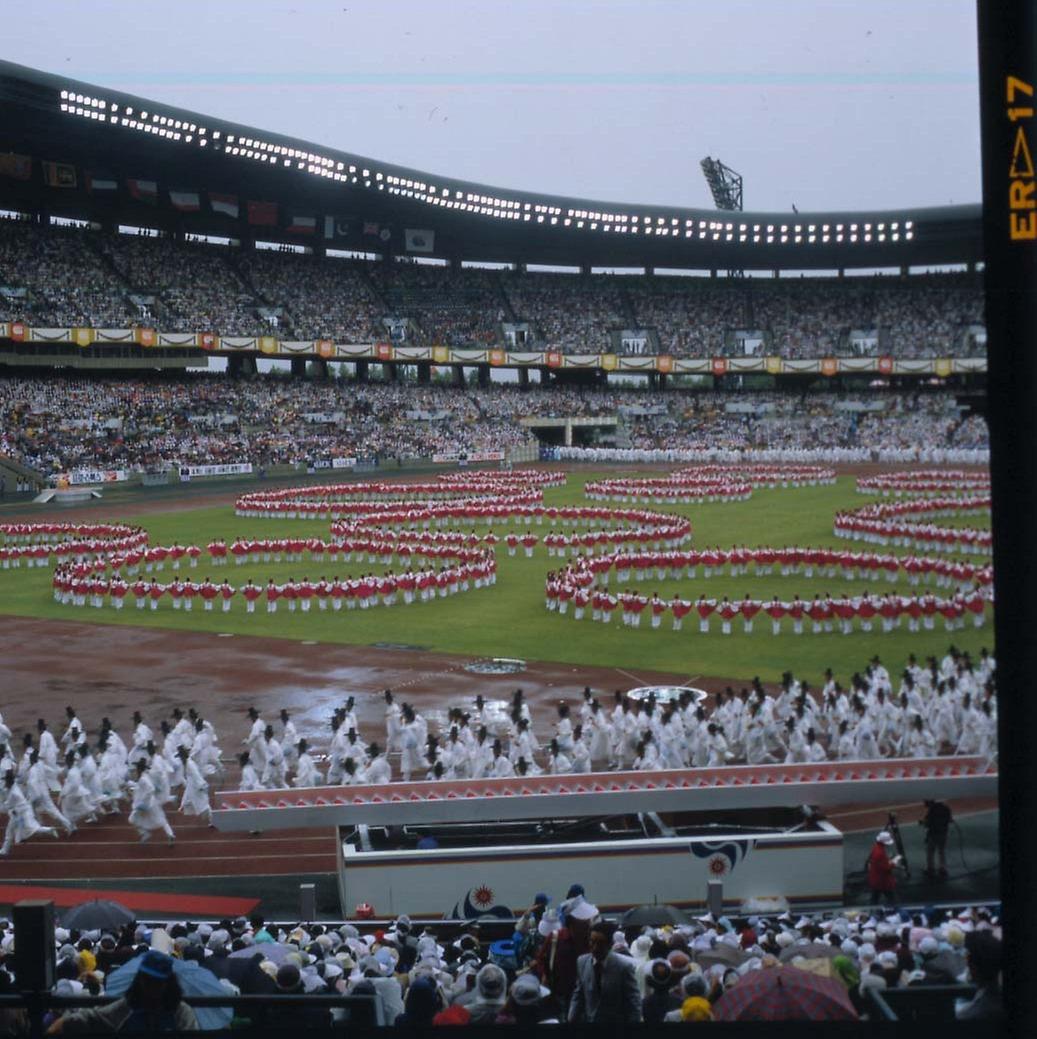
0 471 993 686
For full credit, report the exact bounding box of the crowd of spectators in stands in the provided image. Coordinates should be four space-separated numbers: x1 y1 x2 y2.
0 896 1000 1029
371 263 504 348
0 219 986 359
500 271 630 351
235 250 383 343
626 280 749 356
619 392 983 456
0 222 132 329
96 234 261 336
0 374 988 477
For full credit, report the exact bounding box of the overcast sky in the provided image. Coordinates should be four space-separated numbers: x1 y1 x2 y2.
9 0 980 213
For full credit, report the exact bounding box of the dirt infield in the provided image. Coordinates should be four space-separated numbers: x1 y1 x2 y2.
3 615 705 741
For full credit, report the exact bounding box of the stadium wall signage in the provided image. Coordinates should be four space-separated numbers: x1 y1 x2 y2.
0 323 988 377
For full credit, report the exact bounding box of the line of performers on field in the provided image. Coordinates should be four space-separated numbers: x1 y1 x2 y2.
545 576 990 634
50 561 498 613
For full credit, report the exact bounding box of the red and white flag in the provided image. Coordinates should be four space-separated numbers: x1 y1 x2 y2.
286 214 316 234
169 190 201 212
209 193 239 218
127 179 158 203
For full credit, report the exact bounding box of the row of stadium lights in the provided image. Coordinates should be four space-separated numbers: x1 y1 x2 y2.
59 90 914 243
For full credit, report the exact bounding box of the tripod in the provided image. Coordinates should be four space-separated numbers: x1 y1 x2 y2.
887 810 911 879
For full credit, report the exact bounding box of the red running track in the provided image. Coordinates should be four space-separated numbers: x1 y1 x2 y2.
0 811 337 883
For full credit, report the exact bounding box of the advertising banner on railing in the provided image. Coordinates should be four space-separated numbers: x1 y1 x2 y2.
310 457 358 469
94 328 137 344
431 451 505 464
179 463 253 480
57 469 129 485
394 346 432 362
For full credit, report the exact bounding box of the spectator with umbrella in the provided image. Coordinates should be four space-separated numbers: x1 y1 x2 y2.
712 963 858 1021
46 950 200 1033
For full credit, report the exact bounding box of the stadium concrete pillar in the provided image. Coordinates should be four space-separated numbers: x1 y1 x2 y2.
311 359 329 380
477 364 490 388
564 420 573 447
291 357 307 378
385 363 399 382
517 368 529 389
647 372 660 391
659 372 668 390
453 365 465 388
417 363 431 385
355 360 369 383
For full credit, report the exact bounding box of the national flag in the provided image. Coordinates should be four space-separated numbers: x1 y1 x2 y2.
86 172 117 192
324 216 349 240
362 221 380 236
169 190 201 212
42 161 77 189
404 228 435 253
127 179 158 203
247 201 278 226
209 193 239 218
286 214 316 235
0 153 32 181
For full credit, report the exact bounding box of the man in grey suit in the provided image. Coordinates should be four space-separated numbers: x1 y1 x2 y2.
568 922 642 1024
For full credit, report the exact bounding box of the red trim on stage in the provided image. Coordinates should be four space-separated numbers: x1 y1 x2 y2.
0 884 259 917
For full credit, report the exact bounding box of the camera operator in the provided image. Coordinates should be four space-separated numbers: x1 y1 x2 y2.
920 799 952 879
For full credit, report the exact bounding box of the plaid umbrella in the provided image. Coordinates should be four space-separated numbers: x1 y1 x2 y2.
779 941 843 963
694 942 747 969
713 965 859 1021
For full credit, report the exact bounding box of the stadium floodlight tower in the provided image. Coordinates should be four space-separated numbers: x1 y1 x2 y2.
700 156 744 278
700 156 744 212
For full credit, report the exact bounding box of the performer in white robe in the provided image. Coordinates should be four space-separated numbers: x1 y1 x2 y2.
59 752 96 828
293 740 324 788
25 752 74 835
146 743 175 805
177 747 212 825
127 760 175 843
36 720 62 792
238 752 263 791
0 771 58 854
261 727 286 789
244 708 268 774
97 738 127 810
280 710 299 771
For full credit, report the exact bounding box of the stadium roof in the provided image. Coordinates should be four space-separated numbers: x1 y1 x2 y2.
0 60 982 270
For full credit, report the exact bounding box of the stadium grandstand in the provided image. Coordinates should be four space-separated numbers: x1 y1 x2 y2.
0 59 989 491
0 55 1005 1033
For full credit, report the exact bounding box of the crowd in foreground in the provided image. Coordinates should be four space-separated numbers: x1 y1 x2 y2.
0 891 1001 1030
0 372 988 477
0 219 985 357
0 647 996 856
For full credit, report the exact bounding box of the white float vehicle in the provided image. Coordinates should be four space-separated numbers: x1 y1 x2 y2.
338 807 843 919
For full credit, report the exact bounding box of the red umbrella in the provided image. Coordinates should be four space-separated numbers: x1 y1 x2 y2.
712 964 859 1021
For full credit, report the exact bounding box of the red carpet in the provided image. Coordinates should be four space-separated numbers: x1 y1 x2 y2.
0 884 258 917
